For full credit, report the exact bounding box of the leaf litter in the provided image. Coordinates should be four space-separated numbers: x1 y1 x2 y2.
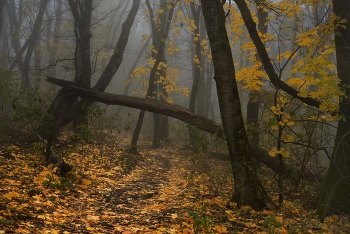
0 138 349 233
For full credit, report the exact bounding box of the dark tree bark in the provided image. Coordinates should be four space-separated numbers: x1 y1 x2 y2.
101 1 129 69
39 0 140 164
67 0 93 129
317 0 350 218
201 0 276 210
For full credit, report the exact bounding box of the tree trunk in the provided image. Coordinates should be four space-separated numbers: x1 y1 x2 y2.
317 0 350 218
203 60 213 119
0 0 6 38
68 0 93 131
201 0 276 210
0 1 9 68
47 0 63 91
246 0 268 146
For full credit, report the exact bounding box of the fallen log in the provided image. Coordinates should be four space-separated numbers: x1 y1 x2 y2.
46 76 324 183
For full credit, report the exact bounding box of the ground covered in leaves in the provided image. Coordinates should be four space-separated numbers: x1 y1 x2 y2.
0 136 349 233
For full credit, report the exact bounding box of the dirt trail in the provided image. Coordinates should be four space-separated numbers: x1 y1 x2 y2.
102 144 193 230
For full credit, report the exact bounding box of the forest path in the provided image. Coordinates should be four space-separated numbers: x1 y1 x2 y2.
105 143 192 230
0 138 235 233
1 139 338 233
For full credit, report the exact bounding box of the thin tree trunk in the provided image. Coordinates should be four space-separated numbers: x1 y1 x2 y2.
0 0 6 37
204 60 213 119
115 35 152 116
131 0 174 150
246 0 268 146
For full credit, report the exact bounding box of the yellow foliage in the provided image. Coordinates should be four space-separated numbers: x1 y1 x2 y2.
268 147 290 157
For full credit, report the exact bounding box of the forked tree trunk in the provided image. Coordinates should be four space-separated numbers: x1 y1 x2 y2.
201 0 276 210
68 0 93 130
38 0 140 164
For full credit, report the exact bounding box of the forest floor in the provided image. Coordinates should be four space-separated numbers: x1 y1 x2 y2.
0 135 349 233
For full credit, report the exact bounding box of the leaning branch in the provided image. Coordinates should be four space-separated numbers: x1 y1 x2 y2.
234 0 322 108
46 76 224 138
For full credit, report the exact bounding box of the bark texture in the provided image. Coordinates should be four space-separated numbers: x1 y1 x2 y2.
317 0 350 218
201 0 276 210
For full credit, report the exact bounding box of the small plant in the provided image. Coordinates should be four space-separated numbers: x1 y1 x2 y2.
188 206 213 234
43 174 73 191
187 123 209 154
0 216 14 227
263 215 283 233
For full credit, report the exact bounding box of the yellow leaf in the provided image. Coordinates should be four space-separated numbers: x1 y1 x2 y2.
86 226 95 231
87 215 100 221
91 174 97 180
83 179 92 186
3 191 20 200
171 213 178 219
215 225 228 233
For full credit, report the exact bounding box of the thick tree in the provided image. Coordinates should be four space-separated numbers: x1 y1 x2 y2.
200 0 276 210
316 0 350 218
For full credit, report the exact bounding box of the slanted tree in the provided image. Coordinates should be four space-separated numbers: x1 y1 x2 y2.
200 0 276 210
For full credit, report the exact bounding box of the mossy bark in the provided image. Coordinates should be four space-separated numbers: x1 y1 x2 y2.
201 0 276 210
